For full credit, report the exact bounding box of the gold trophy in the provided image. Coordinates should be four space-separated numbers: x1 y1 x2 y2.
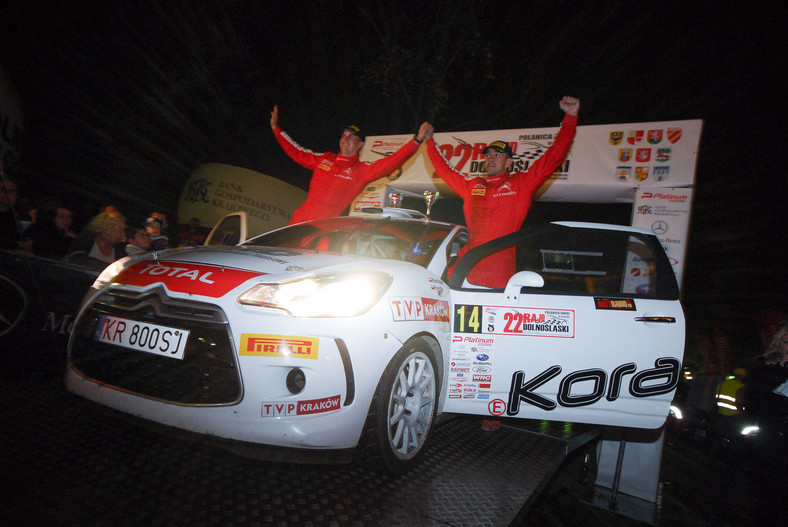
423 191 439 217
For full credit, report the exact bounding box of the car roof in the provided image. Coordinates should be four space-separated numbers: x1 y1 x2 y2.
551 221 652 235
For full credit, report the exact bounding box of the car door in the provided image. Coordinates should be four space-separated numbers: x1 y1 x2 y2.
444 223 685 429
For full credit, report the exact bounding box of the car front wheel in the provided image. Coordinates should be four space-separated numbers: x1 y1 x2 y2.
355 338 438 474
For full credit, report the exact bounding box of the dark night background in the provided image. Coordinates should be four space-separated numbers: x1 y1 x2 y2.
1 1 786 364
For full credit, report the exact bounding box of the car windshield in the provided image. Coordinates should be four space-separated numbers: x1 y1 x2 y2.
243 217 456 268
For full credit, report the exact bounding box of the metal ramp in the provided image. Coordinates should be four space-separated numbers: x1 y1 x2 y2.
1 379 599 526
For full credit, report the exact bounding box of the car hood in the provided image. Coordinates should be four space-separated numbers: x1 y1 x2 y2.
143 245 367 274
106 246 380 299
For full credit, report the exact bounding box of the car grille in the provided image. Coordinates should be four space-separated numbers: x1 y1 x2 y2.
69 287 241 405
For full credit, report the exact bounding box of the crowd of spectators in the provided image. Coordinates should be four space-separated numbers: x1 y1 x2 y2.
1 171 194 269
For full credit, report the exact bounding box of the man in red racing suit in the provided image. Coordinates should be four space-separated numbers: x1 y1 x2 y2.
426 96 580 288
271 105 433 224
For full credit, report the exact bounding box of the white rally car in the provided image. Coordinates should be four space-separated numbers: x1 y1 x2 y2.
66 209 684 473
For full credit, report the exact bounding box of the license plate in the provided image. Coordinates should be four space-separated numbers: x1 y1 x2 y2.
95 315 190 360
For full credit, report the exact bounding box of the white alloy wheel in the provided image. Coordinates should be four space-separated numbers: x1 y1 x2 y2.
355 339 438 473
385 349 437 460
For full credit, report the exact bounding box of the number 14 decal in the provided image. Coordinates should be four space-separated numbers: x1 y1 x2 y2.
454 304 481 333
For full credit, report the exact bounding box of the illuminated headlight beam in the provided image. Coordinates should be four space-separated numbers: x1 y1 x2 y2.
238 271 392 317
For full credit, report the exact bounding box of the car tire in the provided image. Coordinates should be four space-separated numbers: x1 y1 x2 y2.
355 338 439 474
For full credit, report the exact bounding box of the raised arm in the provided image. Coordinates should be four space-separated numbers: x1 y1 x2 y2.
518 97 580 187
270 105 322 170
425 135 472 197
559 96 580 116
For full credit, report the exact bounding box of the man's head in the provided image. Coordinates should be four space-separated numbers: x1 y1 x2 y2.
145 216 163 237
149 211 168 229
339 125 365 157
55 207 74 231
90 211 127 244
127 226 152 249
483 141 514 177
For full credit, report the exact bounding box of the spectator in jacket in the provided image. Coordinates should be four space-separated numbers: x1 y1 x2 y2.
64 210 127 269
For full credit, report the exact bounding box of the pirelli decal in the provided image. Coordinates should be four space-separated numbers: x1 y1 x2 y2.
594 297 636 311
240 334 318 359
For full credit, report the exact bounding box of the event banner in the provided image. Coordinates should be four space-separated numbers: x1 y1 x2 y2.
352 119 702 211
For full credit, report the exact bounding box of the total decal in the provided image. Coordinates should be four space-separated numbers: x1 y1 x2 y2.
486 357 681 416
454 304 574 338
261 395 341 417
116 261 264 298
390 296 450 322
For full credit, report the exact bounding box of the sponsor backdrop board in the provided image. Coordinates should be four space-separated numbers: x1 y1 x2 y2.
352 119 702 210
632 187 693 289
178 163 306 238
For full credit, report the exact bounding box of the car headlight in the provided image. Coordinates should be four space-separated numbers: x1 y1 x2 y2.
237 271 393 317
91 256 132 290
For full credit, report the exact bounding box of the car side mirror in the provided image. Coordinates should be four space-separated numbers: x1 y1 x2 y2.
503 271 544 302
204 211 248 246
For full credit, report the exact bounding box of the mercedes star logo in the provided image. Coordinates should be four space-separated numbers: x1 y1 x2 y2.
651 220 669 235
